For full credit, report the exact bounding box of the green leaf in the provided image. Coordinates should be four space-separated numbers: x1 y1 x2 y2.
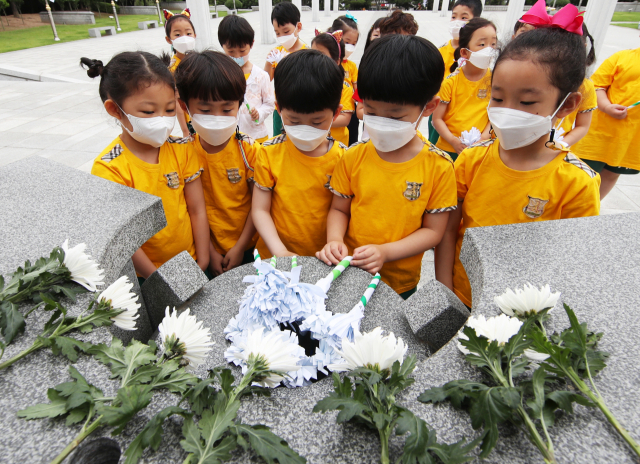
503 318 534 362
234 423 306 464
65 404 91 426
124 406 191 464
469 386 520 458
395 409 435 464
430 433 484 464
57 365 103 411
312 395 369 423
546 390 593 413
525 367 549 425
219 368 235 397
50 336 92 362
18 388 67 420
0 301 25 344
188 376 219 415
387 356 417 396
90 339 157 386
151 359 197 393
98 385 154 435
180 417 205 455
418 379 488 410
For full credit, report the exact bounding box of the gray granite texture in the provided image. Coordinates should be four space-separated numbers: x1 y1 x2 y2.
404 279 470 352
141 250 209 328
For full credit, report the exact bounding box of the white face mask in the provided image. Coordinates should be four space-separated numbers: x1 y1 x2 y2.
230 54 249 66
285 124 330 152
465 47 496 70
344 44 356 59
172 36 196 54
363 109 424 153
277 31 298 50
190 113 238 147
488 93 571 150
449 20 466 39
118 107 175 148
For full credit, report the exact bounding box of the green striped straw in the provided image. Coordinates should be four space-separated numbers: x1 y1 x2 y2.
358 273 381 309
315 256 353 293
253 249 261 262
291 256 298 268
270 256 277 268
628 101 640 110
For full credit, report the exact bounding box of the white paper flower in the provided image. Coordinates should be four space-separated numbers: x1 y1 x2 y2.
523 349 550 362
457 314 523 355
97 276 140 330
61 239 104 292
494 283 561 318
227 327 304 388
266 48 288 64
329 327 407 373
158 307 214 370
459 127 482 146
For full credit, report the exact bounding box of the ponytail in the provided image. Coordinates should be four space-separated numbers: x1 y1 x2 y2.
582 23 596 67
80 57 104 78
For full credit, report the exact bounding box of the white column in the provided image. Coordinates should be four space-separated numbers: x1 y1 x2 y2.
432 0 439 13
502 0 526 43
440 0 450 17
481 0 485 7
186 0 213 49
333 0 338 13
584 0 617 70
259 0 275 44
293 0 302 12
312 0 319 21
324 0 329 16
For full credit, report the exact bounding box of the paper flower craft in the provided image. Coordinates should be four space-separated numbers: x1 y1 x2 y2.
459 127 482 147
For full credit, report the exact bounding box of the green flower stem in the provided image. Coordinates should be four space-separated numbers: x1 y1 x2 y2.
378 427 391 464
229 366 257 404
49 415 104 464
0 338 44 370
517 406 556 464
24 302 43 318
182 455 192 464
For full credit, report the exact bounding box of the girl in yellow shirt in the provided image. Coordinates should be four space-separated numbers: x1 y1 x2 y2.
174 50 260 276
311 31 354 147
81 52 209 280
432 18 497 160
435 22 601 308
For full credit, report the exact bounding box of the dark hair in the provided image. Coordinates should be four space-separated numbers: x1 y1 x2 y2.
174 50 246 106
274 49 343 114
359 35 443 107
271 1 300 27
312 33 345 72
165 14 195 38
379 9 418 36
330 15 358 33
451 17 496 72
365 17 384 51
218 14 255 48
452 0 482 18
582 23 596 67
513 18 526 34
494 27 586 105
80 52 175 105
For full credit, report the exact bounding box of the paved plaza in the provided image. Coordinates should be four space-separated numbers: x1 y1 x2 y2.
1 9 639 223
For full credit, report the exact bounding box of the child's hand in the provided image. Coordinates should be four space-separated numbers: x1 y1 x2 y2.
316 241 348 265
451 138 467 154
351 244 386 274
604 104 628 120
209 245 224 277
222 246 244 272
249 107 260 122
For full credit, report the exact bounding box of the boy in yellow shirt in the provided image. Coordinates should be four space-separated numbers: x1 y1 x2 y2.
252 50 346 259
317 35 456 299
174 50 260 276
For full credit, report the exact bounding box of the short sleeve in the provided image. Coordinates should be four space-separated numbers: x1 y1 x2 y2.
243 138 259 171
329 151 354 198
254 146 275 191
591 53 618 89
341 85 355 112
439 75 454 104
561 176 601 218
180 143 203 183
454 150 469 200
426 159 457 213
578 80 597 113
351 64 358 84
91 160 127 187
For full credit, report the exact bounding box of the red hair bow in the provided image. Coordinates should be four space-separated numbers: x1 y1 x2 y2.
520 0 583 36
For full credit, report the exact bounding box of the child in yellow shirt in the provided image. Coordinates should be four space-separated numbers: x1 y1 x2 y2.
311 31 354 147
317 35 456 299
253 50 346 258
174 50 260 276
435 24 601 308
432 18 496 160
438 0 482 78
81 52 209 280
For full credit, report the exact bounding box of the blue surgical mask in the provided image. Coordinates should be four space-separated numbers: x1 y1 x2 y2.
230 55 248 66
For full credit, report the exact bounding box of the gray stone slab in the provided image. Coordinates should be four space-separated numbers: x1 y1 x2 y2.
404 279 470 352
141 251 209 328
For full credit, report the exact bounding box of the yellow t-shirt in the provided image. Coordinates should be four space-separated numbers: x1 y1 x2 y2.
268 43 308 69
330 139 457 294
169 54 181 73
342 59 358 87
436 67 491 153
555 78 597 143
331 81 356 147
453 139 601 307
190 133 258 255
572 48 640 170
439 41 456 78
244 73 250 80
254 134 345 258
91 136 203 269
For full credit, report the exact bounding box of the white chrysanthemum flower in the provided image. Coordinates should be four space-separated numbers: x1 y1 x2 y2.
97 276 140 330
457 314 523 355
61 239 105 292
158 307 214 370
329 327 407 373
494 283 561 318
234 327 303 388
523 349 550 362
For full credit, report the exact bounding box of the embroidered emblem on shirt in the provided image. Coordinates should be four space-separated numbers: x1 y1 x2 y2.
101 144 123 162
477 88 488 99
227 168 242 184
164 172 180 189
403 181 423 201
523 196 548 219
324 174 332 189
